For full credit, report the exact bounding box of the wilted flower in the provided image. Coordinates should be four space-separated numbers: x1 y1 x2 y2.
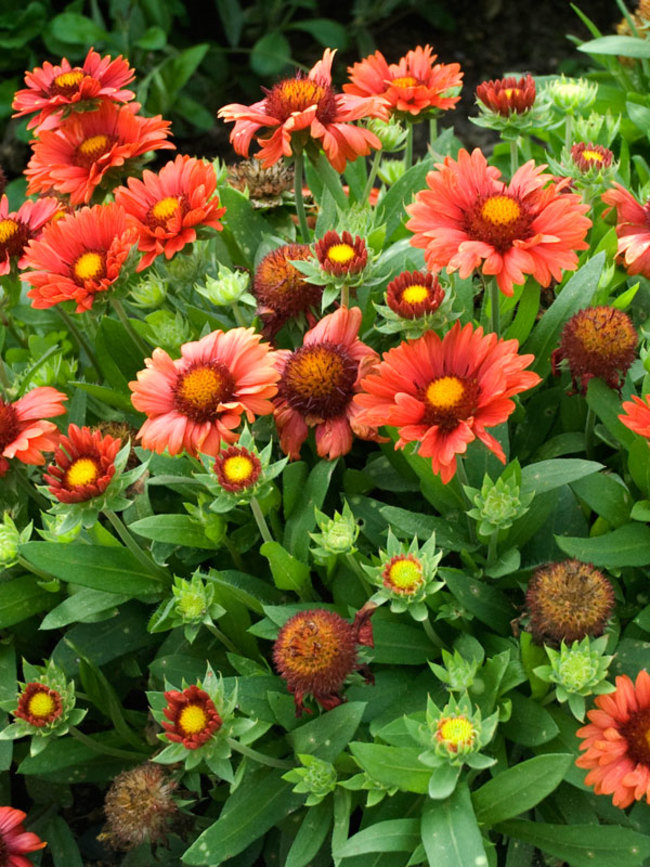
253 243 321 337
534 635 615 720
101 763 177 850
283 754 337 805
227 158 294 208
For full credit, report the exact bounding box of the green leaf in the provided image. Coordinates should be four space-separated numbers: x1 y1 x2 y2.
0 574 57 627
578 34 650 57
497 819 650 867
40 587 128 630
372 619 437 665
42 815 84 867
288 702 366 763
129 514 220 548
70 382 134 413
250 32 291 76
283 459 339 560
505 281 540 345
500 692 559 747
285 800 331 867
570 473 632 526
95 316 146 389
335 818 420 858
520 459 603 496
377 157 433 241
135 25 167 50
349 743 431 794
421 783 488 867
628 437 650 497
379 504 470 551
472 754 573 826
441 568 515 634
219 186 269 268
586 378 636 448
260 541 312 598
289 19 348 49
48 12 107 43
556 522 650 567
215 0 244 46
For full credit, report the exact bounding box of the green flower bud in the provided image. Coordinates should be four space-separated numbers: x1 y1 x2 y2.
283 754 337 806
310 501 359 562
465 473 534 537
0 513 25 567
365 117 408 152
543 75 598 113
130 271 167 309
534 635 615 720
195 266 252 307
143 310 192 352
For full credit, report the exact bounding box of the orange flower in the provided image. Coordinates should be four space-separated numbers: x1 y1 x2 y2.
161 685 222 750
0 806 46 865
12 47 135 131
572 142 613 174
213 445 262 492
354 322 540 484
344 44 462 118
0 194 59 275
386 270 444 319
114 154 225 271
273 306 383 461
314 230 367 277
406 148 591 297
14 682 63 728
23 202 137 312
218 49 388 172
25 101 174 205
620 394 650 437
475 74 536 116
0 387 67 476
576 669 650 808
129 328 279 457
602 183 650 278
43 424 122 504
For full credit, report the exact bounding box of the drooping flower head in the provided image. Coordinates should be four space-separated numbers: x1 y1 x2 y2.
525 559 615 645
129 327 280 457
354 322 540 484
385 270 445 319
273 605 375 715
114 154 225 272
602 183 650 278
576 669 650 808
552 306 637 394
12 47 136 131
406 148 592 296
475 74 536 117
344 45 463 119
161 684 223 750
25 101 174 206
0 387 67 477
0 195 59 276
101 763 177 850
571 142 614 175
620 393 650 438
218 49 389 172
0 806 46 866
23 202 136 312
273 306 383 460
43 424 122 503
314 231 368 278
253 243 321 338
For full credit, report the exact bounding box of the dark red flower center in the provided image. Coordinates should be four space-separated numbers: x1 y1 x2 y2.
75 133 114 167
174 362 235 422
49 69 86 97
466 193 533 252
422 375 480 432
0 401 19 453
264 76 337 124
621 707 650 766
0 217 30 261
280 342 358 419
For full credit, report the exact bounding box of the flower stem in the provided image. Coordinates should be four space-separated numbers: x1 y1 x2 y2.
490 280 501 338
564 113 573 155
110 298 150 358
584 406 596 460
103 509 167 580
249 495 274 544
293 150 311 243
346 552 372 597
227 737 292 770
13 468 49 510
487 530 499 567
17 554 55 584
362 149 382 204
205 621 239 654
69 725 151 760
509 138 519 176
429 117 438 148
422 614 444 647
404 124 414 171
340 283 350 308
55 306 101 379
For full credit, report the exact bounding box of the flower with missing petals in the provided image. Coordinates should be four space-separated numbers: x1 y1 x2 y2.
101 763 177 850
253 243 321 337
0 806 46 866
0 387 67 477
476 74 536 116
43 424 122 504
620 393 650 438
0 194 59 275
602 183 650 278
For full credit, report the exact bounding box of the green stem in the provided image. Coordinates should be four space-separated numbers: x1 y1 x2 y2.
55 306 101 379
487 530 499 567
110 298 150 358
361 149 382 204
205 621 238 654
103 509 167 579
0 358 10 389
249 496 274 544
404 124 414 171
584 406 596 461
293 150 310 243
69 726 150 760
340 283 350 308
490 280 501 338
422 614 444 647
227 737 292 770
13 468 49 510
509 138 519 176
454 458 476 544
346 552 372 597
231 301 247 327
564 113 573 155
17 554 55 584
429 117 438 148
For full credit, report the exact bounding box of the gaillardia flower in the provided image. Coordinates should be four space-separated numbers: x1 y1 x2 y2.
344 44 462 118
43 424 122 503
315 231 367 277
525 559 615 645
273 606 375 715
602 183 650 278
23 202 136 312
161 684 223 749
385 270 444 319
213 444 262 492
218 49 388 172
14 682 63 728
0 387 67 476
273 306 383 460
406 148 591 296
129 327 279 457
0 806 46 865
253 243 321 337
12 47 135 130
227 157 294 208
620 393 650 437
475 74 536 116
25 101 174 205
101 763 177 850
571 142 614 174
552 306 637 394
114 154 225 271
354 322 540 483
576 669 650 808
0 194 59 275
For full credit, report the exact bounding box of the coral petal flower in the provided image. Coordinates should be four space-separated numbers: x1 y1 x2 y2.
25 101 174 205
0 194 59 275
406 148 591 296
576 670 650 808
43 424 122 503
218 49 388 172
354 322 540 483
129 328 280 457
0 806 47 865
114 154 225 272
602 183 650 278
620 394 650 437
23 202 137 312
0 387 67 476
344 44 463 117
476 74 536 116
273 306 384 460
12 47 136 130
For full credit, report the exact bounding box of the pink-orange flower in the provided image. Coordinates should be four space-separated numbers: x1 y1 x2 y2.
23 203 137 312
0 806 46 866
354 322 540 484
406 148 592 296
0 195 59 275
218 49 388 172
24 101 174 205
12 47 135 131
114 154 226 271
576 669 650 808
602 183 650 277
475 74 536 116
344 44 462 118
129 328 279 457
273 306 383 461
43 424 122 503
0 387 67 477
620 394 650 437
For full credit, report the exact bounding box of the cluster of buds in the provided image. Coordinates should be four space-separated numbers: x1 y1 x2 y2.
283 754 338 805
309 500 360 564
464 471 534 538
148 570 227 643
